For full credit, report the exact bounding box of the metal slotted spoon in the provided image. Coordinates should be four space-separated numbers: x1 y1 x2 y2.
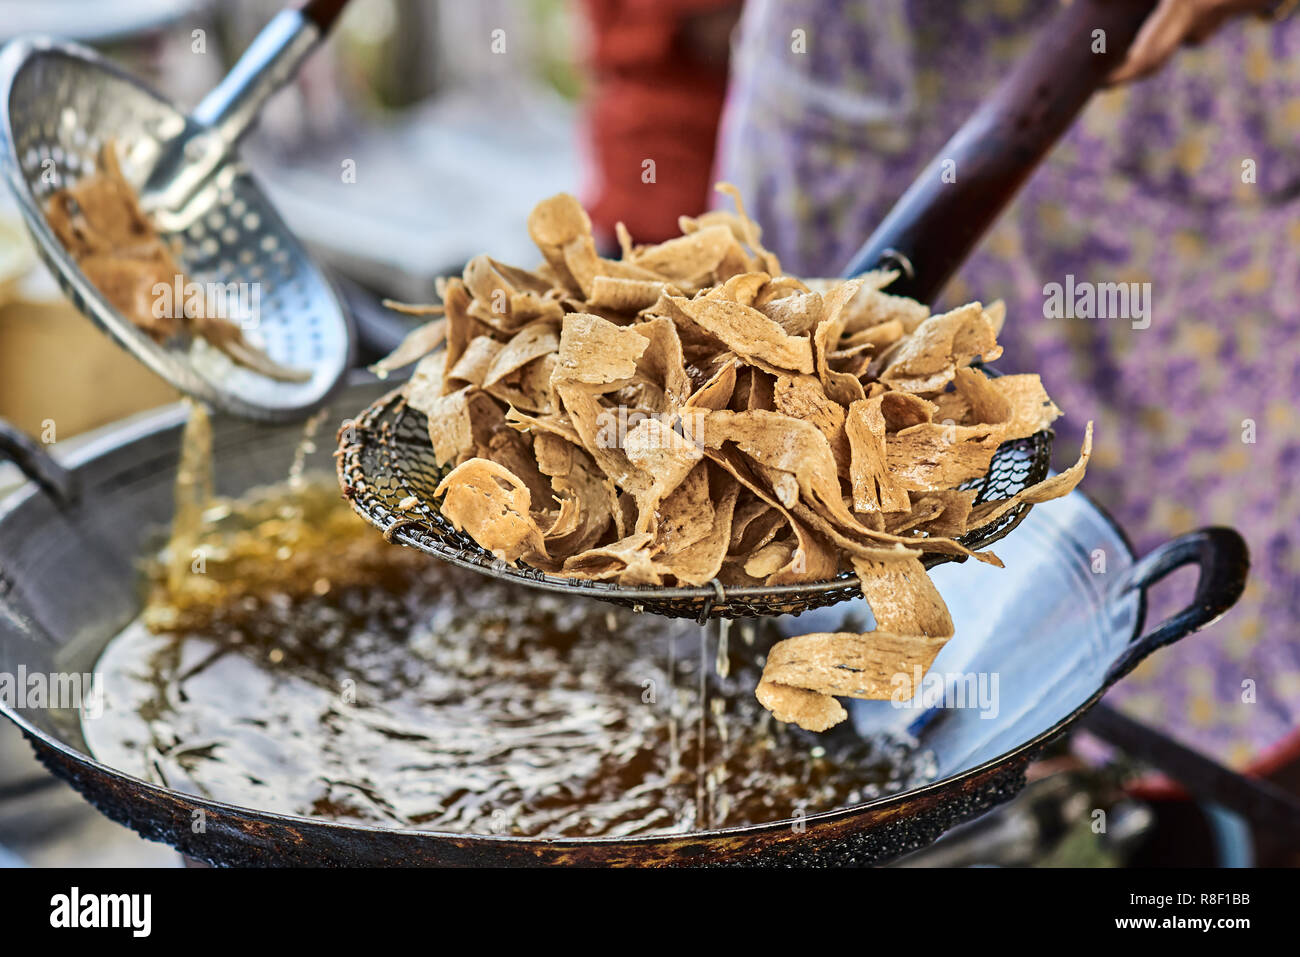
0 0 354 421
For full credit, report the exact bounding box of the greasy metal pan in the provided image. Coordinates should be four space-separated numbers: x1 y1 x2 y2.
0 373 1246 866
0 0 1247 866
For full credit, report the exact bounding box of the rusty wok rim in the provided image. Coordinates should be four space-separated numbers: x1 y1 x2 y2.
6 673 1111 857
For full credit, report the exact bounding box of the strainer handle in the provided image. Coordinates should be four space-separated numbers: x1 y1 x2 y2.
0 419 75 503
841 0 1159 301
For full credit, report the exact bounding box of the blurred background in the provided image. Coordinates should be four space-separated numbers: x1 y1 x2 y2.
0 0 1296 868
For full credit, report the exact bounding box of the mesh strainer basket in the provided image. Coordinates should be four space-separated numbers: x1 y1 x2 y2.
338 382 1053 622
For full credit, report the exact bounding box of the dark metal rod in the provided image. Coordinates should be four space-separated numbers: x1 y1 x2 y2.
1085 702 1300 842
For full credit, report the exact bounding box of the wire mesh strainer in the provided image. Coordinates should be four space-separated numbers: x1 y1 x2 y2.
0 2 353 421
338 383 1053 622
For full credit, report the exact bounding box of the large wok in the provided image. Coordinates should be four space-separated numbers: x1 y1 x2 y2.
0 372 1247 866
0 0 1254 864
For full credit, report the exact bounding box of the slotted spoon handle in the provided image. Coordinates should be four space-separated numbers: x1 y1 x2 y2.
842 0 1159 301
192 0 354 147
141 0 353 214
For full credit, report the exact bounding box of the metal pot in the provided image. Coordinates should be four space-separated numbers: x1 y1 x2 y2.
0 373 1247 865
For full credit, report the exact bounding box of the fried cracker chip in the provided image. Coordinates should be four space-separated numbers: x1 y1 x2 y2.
812 278 869 405
845 396 912 513
951 366 1012 426
853 552 954 637
669 295 815 375
755 550 954 730
878 303 1002 393
905 489 977 537
837 285 931 335
653 463 715 554
879 391 938 431
992 373 1063 439
841 318 904 352
629 225 738 287
486 353 559 414
562 532 664 585
370 317 447 375
760 290 825 335
588 276 677 312
533 432 614 555
382 298 446 317
404 350 448 412
623 416 704 520
773 374 850 475
658 470 741 585
756 629 950 730
685 359 739 411
713 182 781 275
447 335 504 387
483 320 559 387
555 313 649 388
434 458 549 565
463 254 564 329
504 405 582 447
527 193 593 293
422 387 504 467
704 271 770 307
632 316 691 406
886 422 1005 492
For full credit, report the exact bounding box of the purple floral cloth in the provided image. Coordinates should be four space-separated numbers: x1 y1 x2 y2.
716 0 1300 767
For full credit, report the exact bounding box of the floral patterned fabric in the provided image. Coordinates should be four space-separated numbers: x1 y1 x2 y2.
716 0 1300 767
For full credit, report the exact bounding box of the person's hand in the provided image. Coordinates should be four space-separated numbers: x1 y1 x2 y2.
1109 0 1275 85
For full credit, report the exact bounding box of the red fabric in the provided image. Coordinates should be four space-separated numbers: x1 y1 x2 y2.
579 0 735 243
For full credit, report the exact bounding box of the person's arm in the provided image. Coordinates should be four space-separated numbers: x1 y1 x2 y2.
1109 0 1288 84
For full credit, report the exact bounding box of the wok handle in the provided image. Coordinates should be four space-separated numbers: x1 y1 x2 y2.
1105 527 1249 686
0 419 75 503
841 0 1158 301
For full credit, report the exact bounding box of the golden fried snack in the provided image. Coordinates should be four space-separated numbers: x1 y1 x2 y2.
374 184 1093 731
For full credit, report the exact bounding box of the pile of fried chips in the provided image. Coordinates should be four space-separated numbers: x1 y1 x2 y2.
45 143 308 382
376 185 1092 731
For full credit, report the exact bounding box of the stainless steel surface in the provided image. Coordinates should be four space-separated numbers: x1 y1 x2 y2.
0 34 352 422
143 10 320 217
